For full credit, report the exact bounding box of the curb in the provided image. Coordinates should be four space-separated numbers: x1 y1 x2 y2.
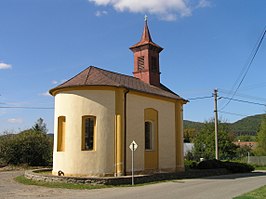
24 168 231 185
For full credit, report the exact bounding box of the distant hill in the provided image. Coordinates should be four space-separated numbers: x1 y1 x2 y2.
184 114 266 135
184 120 204 131
230 114 265 134
47 134 54 139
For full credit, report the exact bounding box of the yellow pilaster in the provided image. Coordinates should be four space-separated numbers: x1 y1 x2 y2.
115 89 124 176
175 102 185 172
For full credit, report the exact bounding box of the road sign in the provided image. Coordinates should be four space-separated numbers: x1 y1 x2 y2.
129 140 138 185
129 140 138 151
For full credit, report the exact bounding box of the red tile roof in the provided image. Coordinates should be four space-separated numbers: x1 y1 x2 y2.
49 66 187 102
233 141 257 149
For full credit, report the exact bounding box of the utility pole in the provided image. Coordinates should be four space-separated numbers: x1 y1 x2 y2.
213 89 219 160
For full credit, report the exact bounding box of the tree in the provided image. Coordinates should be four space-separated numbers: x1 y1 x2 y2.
192 119 237 161
236 145 253 159
0 119 53 166
0 129 53 166
0 130 53 166
184 128 197 143
234 135 256 142
32 118 48 134
0 133 16 166
255 116 266 155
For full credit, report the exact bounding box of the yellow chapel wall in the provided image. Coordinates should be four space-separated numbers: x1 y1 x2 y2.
52 89 115 177
126 93 177 172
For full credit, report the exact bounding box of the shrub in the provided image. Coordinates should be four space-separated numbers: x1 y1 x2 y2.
195 159 255 173
184 159 198 169
0 130 53 166
197 159 224 169
223 161 255 173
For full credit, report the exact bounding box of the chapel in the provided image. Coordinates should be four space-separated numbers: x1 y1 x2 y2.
50 18 187 177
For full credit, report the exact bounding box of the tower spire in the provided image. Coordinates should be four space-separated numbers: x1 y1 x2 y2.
129 18 163 87
140 15 153 43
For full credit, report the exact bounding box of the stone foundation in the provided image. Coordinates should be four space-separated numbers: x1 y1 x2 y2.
24 168 230 185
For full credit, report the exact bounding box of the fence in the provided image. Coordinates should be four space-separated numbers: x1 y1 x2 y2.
242 156 266 166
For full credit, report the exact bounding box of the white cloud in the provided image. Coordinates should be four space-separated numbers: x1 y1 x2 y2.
51 80 58 84
0 62 12 70
89 0 210 21
40 91 51 97
95 10 108 17
0 110 6 115
7 118 23 124
197 0 211 8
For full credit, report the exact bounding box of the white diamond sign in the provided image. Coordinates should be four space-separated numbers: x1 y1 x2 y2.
129 140 138 151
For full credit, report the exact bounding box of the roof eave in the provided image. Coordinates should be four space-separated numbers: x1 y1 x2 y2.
49 84 185 102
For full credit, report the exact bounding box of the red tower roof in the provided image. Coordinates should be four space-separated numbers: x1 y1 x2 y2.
130 18 163 52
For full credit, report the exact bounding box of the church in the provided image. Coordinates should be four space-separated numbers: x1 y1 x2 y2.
49 18 188 177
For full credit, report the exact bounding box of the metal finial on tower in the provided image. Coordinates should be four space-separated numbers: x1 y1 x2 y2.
144 15 148 22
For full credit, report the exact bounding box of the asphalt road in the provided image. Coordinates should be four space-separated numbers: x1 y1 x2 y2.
0 171 266 199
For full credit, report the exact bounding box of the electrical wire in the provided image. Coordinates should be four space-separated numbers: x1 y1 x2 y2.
219 88 266 103
238 82 266 91
0 106 54 110
220 96 266 106
187 96 213 101
220 26 266 110
218 111 249 117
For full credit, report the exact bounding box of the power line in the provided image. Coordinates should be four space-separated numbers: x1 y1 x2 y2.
187 96 213 101
218 111 249 117
220 26 266 110
239 82 266 91
219 88 266 103
0 106 54 110
220 96 266 106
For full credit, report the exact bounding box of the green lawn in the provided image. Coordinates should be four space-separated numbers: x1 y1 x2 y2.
234 185 266 199
15 175 160 189
255 166 266 170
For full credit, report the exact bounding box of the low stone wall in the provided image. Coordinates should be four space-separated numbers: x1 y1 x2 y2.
25 168 230 185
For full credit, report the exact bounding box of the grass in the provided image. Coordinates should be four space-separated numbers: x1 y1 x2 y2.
36 170 52 175
234 185 266 199
15 175 110 190
254 166 266 170
15 175 163 189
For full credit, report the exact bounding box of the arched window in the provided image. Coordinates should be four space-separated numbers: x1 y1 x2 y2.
145 121 153 150
57 116 66 152
82 116 96 151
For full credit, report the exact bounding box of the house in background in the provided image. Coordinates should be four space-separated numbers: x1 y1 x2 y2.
50 18 187 177
233 141 257 150
184 143 194 156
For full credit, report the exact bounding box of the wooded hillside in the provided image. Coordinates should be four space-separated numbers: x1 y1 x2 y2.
184 114 266 135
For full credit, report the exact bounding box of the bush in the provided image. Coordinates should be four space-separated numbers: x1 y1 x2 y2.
0 130 53 166
223 161 255 173
197 159 224 169
195 159 255 173
184 159 198 169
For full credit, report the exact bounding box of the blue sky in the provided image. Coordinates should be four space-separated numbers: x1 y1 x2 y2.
0 0 265 134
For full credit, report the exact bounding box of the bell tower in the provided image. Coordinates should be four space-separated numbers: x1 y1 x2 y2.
130 16 163 87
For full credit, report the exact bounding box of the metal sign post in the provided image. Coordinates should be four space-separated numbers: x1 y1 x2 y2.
132 143 134 185
129 140 138 186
